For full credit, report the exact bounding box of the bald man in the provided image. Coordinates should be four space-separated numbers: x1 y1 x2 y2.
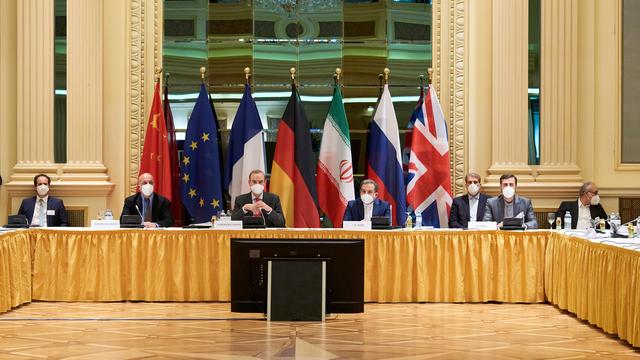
120 173 173 228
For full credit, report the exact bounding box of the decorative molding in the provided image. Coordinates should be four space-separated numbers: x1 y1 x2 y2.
451 0 466 196
129 0 145 195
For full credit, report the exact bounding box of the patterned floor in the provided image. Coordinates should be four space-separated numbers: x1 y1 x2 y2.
0 302 638 359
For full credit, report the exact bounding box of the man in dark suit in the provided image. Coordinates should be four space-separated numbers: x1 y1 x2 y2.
555 181 607 229
18 173 68 227
343 179 391 222
449 172 489 229
482 174 538 229
120 173 173 228
231 169 285 227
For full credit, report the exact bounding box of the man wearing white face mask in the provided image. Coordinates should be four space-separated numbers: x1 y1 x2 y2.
120 173 173 228
17 173 68 227
342 179 391 222
231 169 285 227
449 172 489 229
483 174 538 229
555 181 607 230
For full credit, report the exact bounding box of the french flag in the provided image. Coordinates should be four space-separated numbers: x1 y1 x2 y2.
224 84 265 205
366 84 407 226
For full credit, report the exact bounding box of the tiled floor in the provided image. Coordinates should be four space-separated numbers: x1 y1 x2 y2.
0 302 638 359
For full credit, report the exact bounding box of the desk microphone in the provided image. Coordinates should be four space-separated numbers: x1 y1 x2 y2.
135 204 144 224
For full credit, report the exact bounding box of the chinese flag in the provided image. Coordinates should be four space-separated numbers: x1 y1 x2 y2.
139 82 172 201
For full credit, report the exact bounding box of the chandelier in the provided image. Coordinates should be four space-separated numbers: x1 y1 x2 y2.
253 0 342 15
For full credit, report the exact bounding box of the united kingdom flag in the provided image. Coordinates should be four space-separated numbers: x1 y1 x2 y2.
406 85 452 228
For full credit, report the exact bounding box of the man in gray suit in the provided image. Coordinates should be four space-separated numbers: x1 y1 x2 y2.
482 174 538 229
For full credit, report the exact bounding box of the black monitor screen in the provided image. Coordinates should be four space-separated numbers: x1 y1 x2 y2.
230 238 364 314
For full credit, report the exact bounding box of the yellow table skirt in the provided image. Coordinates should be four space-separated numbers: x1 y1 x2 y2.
0 231 32 313
27 229 548 304
545 233 640 347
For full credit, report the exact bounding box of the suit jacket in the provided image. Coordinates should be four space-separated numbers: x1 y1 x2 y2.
120 192 173 228
342 198 391 222
482 195 538 229
449 193 489 229
555 200 607 229
18 196 69 227
231 192 286 228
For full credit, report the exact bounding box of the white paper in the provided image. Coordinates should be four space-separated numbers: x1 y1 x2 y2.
468 221 498 230
343 220 372 230
47 210 55 215
90 219 120 230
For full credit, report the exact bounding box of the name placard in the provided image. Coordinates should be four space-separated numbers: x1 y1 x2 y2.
213 220 243 230
343 220 372 230
90 220 120 230
468 221 498 230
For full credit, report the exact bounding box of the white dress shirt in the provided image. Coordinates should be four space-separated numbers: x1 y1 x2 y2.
31 196 48 227
576 199 592 230
363 201 374 221
468 194 480 221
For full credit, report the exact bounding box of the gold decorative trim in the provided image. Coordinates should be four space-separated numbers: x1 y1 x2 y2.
614 0 640 170
451 0 466 196
129 0 145 194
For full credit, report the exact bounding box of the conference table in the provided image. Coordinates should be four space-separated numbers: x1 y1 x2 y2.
0 227 638 347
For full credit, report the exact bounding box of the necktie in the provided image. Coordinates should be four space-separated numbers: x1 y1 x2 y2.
38 199 46 227
144 198 152 222
253 197 261 216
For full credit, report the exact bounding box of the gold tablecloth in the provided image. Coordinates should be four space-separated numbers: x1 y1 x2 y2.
545 232 640 347
0 230 31 313
26 229 547 304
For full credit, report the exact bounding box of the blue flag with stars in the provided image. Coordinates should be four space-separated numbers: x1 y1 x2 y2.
181 83 224 223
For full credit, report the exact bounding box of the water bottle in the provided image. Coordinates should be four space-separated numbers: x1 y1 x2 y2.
564 211 571 230
104 209 113 221
415 212 422 230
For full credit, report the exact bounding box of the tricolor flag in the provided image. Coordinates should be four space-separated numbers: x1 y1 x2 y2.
139 82 172 200
180 83 224 223
164 81 183 226
407 85 452 228
316 85 355 228
366 84 407 226
270 84 320 228
224 84 265 205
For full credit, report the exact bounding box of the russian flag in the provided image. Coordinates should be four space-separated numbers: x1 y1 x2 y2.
366 84 407 226
224 84 265 205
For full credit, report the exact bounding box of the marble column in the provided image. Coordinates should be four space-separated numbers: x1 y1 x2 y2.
486 0 533 183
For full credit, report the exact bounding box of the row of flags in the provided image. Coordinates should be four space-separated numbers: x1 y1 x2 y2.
139 77 452 228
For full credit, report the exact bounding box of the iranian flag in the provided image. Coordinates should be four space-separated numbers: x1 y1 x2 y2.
316 86 355 227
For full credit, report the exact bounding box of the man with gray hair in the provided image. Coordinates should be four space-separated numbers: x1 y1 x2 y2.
342 179 390 222
449 172 489 229
555 181 607 229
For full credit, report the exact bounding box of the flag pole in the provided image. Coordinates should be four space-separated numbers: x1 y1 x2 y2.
419 74 425 89
200 66 207 84
427 67 433 85
244 66 251 85
334 67 342 86
289 67 297 87
383 68 390 85
155 67 162 84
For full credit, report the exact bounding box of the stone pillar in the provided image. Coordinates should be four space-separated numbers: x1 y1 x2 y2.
12 0 57 179
537 0 582 184
486 0 533 183
62 0 110 183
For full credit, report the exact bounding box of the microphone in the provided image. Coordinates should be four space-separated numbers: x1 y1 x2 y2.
135 204 144 224
389 204 393 225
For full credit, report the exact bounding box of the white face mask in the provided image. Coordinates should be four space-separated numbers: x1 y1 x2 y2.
590 194 600 206
467 183 480 196
502 186 515 199
361 193 374 205
141 183 154 197
36 184 49 197
251 183 264 196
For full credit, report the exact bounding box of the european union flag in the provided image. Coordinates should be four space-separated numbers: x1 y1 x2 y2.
181 83 224 223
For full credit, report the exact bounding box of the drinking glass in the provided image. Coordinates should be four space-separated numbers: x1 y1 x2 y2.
547 212 555 229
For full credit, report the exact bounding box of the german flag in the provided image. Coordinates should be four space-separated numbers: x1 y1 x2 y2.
269 84 320 228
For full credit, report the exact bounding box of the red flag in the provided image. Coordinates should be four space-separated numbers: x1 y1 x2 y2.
164 82 183 225
139 82 172 201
